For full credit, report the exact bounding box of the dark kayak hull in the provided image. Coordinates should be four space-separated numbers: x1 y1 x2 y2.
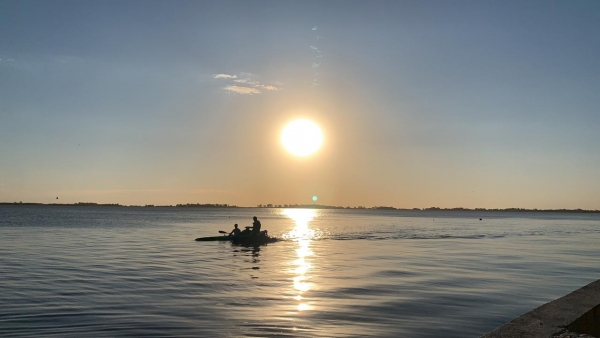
195 233 278 245
195 235 231 241
231 236 278 246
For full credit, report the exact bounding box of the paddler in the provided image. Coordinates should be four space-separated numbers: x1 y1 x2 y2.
228 224 241 236
252 216 262 237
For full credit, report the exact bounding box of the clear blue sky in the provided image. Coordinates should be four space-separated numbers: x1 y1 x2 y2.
1 0 599 208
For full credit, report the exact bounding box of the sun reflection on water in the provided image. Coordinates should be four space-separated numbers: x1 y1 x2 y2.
281 209 319 312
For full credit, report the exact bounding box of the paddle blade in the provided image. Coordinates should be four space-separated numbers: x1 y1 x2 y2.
218 230 228 234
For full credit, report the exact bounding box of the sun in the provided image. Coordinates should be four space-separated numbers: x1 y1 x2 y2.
281 119 323 156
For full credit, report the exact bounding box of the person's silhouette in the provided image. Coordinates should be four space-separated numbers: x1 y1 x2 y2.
229 224 241 236
252 216 261 237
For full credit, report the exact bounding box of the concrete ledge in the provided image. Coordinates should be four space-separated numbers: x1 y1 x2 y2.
481 279 600 338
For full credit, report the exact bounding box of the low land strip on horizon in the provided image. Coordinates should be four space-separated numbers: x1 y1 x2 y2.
1 202 599 213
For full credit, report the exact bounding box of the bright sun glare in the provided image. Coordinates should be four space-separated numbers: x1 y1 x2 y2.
281 119 323 156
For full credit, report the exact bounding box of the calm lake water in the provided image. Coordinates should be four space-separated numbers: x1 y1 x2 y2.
1 206 599 337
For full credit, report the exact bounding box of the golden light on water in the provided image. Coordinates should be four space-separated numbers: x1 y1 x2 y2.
281 119 323 156
282 209 317 239
297 303 310 311
281 208 319 312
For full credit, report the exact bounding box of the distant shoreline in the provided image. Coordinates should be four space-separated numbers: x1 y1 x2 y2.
1 202 599 213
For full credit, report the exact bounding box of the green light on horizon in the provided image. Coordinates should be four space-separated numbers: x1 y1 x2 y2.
312 195 318 202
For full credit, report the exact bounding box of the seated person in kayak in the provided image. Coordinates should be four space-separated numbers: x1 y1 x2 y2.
252 216 261 237
228 224 241 236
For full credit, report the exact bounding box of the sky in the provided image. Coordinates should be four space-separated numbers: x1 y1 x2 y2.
1 0 599 209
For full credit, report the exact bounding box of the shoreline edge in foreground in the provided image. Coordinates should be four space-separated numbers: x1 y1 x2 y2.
481 278 600 337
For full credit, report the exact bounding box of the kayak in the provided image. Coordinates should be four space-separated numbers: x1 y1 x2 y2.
195 235 231 241
195 231 278 246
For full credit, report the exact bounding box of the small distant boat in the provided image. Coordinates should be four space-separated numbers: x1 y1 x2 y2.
195 230 278 246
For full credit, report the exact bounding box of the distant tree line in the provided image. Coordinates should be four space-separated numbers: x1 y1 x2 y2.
0 202 598 212
256 204 363 209
174 203 236 208
254 204 600 213
256 204 397 210
0 202 237 208
0 202 123 206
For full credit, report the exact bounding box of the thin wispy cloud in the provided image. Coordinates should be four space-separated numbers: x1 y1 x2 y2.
77 189 177 194
310 26 325 87
223 85 261 95
54 56 81 64
233 78 259 85
214 73 238 79
189 188 240 196
65 188 240 195
213 71 281 94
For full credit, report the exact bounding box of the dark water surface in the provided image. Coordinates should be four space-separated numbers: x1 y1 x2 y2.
1 206 599 337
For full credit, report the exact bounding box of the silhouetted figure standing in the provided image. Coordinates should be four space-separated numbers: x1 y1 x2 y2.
229 224 241 237
252 216 261 237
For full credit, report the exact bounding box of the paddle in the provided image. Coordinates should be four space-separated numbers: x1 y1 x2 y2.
218 230 228 234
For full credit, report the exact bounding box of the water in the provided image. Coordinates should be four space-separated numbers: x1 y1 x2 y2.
1 206 599 337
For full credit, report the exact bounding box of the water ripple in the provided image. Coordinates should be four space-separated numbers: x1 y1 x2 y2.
1 206 599 337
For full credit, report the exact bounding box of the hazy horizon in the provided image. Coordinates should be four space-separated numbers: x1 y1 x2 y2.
3 201 600 212
2 1 600 209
